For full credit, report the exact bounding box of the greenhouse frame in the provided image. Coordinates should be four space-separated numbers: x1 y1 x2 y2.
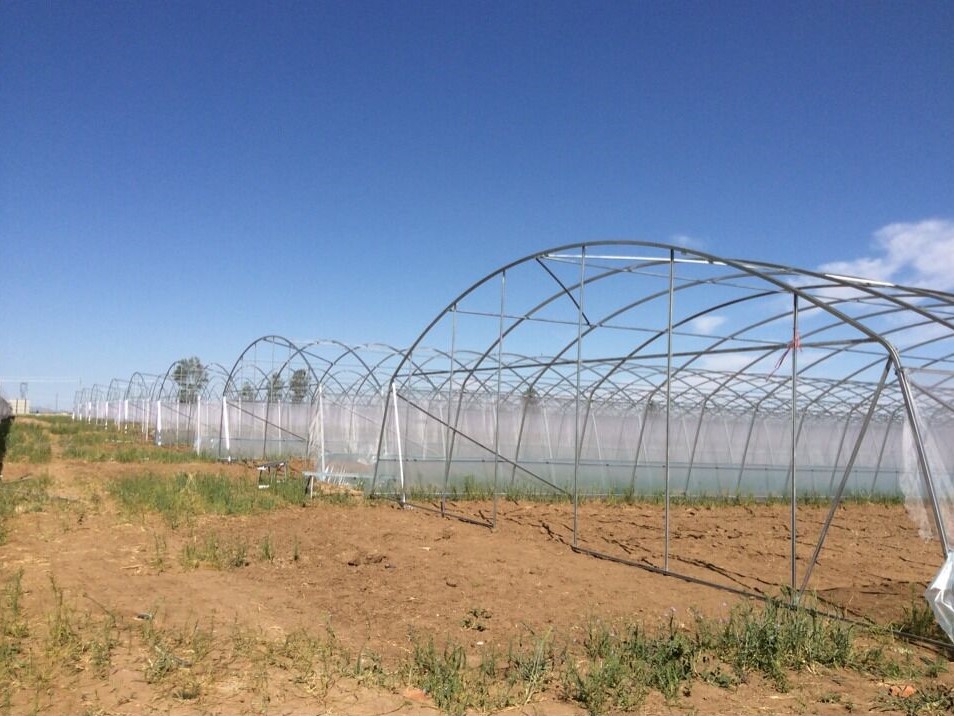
73 241 954 630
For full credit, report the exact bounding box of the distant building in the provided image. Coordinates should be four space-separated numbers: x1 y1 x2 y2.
4 399 29 416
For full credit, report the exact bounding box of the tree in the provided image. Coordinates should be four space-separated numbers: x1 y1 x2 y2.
238 382 255 401
289 368 310 403
172 357 208 404
266 371 285 402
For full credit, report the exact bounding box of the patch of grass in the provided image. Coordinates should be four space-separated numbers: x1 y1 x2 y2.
64 441 207 464
43 416 210 463
405 639 469 715
507 629 557 705
718 599 853 691
0 474 51 543
0 570 29 704
461 607 492 632
180 531 250 570
259 533 274 562
138 611 215 696
89 613 118 678
876 684 954 715
270 624 357 698
45 575 92 673
893 594 947 642
407 481 906 507
0 553 945 715
3 421 52 463
150 532 168 572
108 471 306 528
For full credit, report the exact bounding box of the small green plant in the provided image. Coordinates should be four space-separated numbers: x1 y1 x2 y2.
717 599 853 691
462 607 492 632
876 684 954 716
407 639 468 715
109 471 306 528
151 532 168 572
46 576 82 668
272 625 350 697
893 595 946 641
88 614 118 678
0 474 52 543
4 421 52 463
259 533 274 562
507 629 556 704
180 530 250 570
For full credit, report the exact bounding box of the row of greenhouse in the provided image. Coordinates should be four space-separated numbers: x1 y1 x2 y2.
69 242 954 636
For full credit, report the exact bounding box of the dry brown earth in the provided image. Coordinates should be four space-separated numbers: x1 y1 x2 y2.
1 425 951 715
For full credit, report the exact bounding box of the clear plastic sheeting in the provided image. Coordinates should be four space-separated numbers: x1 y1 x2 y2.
926 553 954 644
73 241 954 635
905 368 954 552
375 241 954 624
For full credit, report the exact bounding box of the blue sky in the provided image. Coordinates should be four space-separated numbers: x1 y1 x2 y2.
2 1 952 409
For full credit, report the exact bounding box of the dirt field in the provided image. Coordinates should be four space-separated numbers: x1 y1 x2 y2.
1 421 951 715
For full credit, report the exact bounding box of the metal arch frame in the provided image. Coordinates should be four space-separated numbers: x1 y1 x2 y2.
222 335 317 399
218 338 423 460
375 240 954 603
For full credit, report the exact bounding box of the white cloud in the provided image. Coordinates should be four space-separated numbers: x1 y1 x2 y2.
670 233 704 250
694 352 756 373
689 315 726 334
819 219 954 291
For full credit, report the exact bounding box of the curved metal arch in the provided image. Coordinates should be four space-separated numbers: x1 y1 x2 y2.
105 378 129 403
306 340 393 397
155 360 183 402
122 372 161 402
222 334 310 400
379 240 954 553
154 358 226 403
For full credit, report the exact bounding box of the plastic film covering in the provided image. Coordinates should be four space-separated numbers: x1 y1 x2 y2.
375 241 954 636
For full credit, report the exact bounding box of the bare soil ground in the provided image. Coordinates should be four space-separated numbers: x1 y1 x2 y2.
1 423 951 715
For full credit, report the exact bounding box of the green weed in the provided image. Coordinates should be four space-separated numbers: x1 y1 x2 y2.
893 594 947 642
406 639 468 715
180 531 250 570
0 474 51 543
876 684 954 716
109 471 305 528
3 421 52 463
718 599 853 691
259 533 274 562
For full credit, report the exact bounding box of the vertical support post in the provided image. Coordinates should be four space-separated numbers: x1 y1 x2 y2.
665 249 675 571
370 382 392 495
790 294 799 603
195 396 202 454
222 396 231 455
318 382 327 476
442 305 458 516
572 248 586 547
155 400 162 446
391 382 406 505
492 271 506 528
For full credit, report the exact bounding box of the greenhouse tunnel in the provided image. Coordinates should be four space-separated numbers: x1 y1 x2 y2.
69 240 954 638
371 241 954 634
